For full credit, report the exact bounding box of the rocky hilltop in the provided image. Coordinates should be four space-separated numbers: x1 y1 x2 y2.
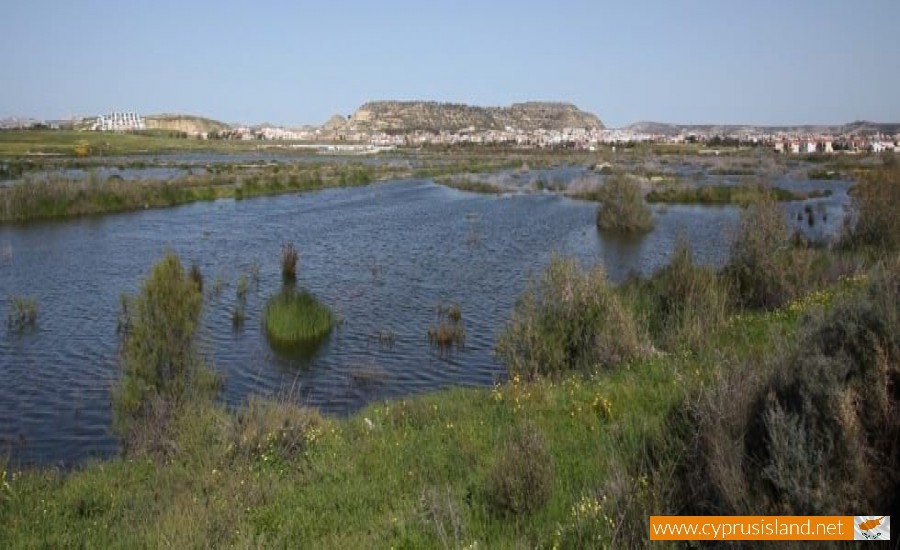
346 101 603 133
145 114 231 135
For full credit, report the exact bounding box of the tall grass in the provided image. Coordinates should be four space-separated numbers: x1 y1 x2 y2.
594 175 654 233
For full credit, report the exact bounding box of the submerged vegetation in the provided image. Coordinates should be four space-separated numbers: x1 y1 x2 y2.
5 296 38 332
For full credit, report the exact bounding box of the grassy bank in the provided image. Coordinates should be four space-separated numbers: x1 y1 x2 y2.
646 184 832 205
0 304 800 547
0 164 399 223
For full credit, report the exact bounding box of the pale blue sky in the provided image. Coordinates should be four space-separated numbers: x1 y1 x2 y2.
2 1 898 127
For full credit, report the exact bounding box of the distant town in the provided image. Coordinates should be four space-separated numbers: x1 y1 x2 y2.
1 109 898 154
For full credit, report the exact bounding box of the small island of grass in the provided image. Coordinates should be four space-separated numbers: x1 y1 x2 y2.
264 289 333 348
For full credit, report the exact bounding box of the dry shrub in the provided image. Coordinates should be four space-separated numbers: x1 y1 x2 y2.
496 255 644 379
418 485 465 548
725 191 814 309
232 397 325 461
487 422 555 517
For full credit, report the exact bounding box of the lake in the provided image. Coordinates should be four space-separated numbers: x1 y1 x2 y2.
0 175 850 466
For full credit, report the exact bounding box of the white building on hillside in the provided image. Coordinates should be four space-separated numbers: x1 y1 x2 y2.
93 112 145 132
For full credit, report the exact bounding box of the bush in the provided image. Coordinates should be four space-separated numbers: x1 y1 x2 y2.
724 191 813 309
671 262 900 516
595 175 654 233
263 289 333 349
496 255 644 379
644 236 730 351
842 166 900 251
112 252 220 452
487 422 555 517
281 242 299 283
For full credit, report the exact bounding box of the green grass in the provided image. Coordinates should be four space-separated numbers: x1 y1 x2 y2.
645 184 832 205
0 129 259 157
0 303 804 547
263 290 333 349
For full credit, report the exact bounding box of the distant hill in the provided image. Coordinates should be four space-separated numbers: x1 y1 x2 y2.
145 114 231 135
345 101 604 133
624 120 900 136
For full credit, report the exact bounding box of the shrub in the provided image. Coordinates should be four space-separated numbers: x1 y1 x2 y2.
671 263 900 516
6 296 38 332
487 422 555 517
841 166 900 251
595 175 653 233
496 255 644 379
112 252 220 452
645 236 730 351
724 191 813 309
281 242 299 283
263 289 333 349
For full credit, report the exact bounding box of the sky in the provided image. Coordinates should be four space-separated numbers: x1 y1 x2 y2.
1 1 898 127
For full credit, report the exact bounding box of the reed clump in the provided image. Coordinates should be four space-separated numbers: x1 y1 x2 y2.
6 296 38 332
428 302 466 351
281 242 299 283
264 289 333 348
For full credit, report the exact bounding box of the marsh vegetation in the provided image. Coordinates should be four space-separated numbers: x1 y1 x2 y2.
1 152 897 546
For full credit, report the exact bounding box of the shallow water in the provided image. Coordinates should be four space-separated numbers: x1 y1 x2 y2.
0 175 849 466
